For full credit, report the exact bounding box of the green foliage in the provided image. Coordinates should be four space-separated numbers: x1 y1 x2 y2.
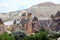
12 31 26 40
0 32 15 40
24 28 50 40
50 33 60 39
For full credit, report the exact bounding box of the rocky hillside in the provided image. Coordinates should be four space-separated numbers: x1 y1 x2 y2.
0 2 60 21
26 2 60 17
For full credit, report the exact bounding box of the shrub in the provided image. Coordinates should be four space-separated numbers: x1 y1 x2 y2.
24 28 50 40
0 32 15 40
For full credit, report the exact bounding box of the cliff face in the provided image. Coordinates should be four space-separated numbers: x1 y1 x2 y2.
0 2 60 21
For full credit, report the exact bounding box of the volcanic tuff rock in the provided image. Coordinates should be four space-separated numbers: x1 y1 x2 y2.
0 2 60 21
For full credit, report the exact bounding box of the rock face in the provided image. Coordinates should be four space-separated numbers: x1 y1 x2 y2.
0 2 60 21
26 2 60 17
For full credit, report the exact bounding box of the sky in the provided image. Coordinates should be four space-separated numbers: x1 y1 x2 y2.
0 0 60 13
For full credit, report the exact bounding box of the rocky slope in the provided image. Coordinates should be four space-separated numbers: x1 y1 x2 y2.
26 2 60 17
0 2 60 21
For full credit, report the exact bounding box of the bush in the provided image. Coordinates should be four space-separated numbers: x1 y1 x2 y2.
50 33 60 39
24 28 50 40
0 32 15 40
12 31 26 40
